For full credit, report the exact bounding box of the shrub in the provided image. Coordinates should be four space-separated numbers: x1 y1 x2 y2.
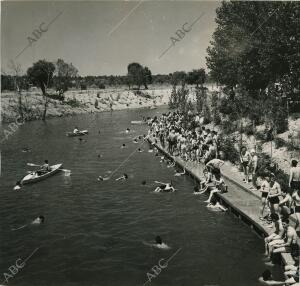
64 99 81 107
256 153 289 193
46 93 64 101
256 130 268 142
274 137 286 149
241 124 254 136
213 112 222 125
222 119 238 135
219 135 240 164
98 83 105 89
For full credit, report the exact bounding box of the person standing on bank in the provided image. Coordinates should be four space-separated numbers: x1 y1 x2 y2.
268 174 281 215
240 146 251 183
249 149 258 189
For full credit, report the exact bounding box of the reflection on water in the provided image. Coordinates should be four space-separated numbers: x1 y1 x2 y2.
0 108 265 286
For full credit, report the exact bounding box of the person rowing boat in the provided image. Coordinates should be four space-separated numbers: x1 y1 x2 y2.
36 160 51 175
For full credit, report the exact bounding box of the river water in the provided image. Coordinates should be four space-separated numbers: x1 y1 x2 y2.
0 107 266 286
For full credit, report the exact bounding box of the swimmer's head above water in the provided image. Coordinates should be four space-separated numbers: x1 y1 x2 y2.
155 236 162 244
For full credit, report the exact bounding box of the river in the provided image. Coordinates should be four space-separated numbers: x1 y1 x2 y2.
0 107 267 286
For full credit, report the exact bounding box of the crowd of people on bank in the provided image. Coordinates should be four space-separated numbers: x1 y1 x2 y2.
147 111 299 285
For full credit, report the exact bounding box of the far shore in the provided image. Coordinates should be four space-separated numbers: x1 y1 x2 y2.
1 83 219 124
1 86 172 124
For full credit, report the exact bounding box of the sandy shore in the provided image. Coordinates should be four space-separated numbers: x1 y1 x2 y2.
0 86 172 123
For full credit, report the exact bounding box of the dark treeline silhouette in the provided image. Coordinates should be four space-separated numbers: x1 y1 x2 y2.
1 64 212 92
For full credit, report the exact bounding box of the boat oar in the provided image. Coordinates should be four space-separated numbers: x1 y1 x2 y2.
27 163 41 167
59 169 71 176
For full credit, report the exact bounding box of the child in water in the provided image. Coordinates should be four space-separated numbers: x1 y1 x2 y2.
13 181 22 191
206 197 227 212
115 173 128 181
143 236 170 250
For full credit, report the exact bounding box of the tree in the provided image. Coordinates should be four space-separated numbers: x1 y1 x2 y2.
27 60 55 120
8 60 24 121
186 69 206 87
27 60 55 95
143 67 152 89
206 1 300 94
54 59 78 94
170 71 187 86
127 62 144 89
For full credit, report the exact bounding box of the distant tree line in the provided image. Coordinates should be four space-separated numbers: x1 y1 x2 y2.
2 62 211 92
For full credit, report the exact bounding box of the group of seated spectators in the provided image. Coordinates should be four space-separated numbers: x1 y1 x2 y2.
147 111 300 285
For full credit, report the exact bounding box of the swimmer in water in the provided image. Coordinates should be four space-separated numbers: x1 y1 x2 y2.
167 161 176 168
154 181 175 192
154 236 170 249
160 156 165 163
13 181 22 191
32 215 45 224
138 148 144 153
258 269 286 285
141 180 147 185
22 147 31 153
11 215 45 231
143 236 170 250
193 185 202 195
116 173 128 181
121 144 126 149
148 148 154 153
133 138 138 144
97 176 110 181
174 168 186 177
126 128 130 133
206 197 227 212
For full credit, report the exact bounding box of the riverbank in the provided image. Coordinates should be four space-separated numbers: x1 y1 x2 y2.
147 136 297 273
0 86 172 123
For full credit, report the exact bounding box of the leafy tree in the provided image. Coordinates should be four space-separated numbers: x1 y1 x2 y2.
186 69 206 87
127 63 145 89
170 71 187 86
168 85 178 109
27 60 55 95
27 60 55 120
54 59 78 93
143 67 152 89
207 1 300 94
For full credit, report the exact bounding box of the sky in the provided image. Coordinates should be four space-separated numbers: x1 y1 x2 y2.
1 1 220 76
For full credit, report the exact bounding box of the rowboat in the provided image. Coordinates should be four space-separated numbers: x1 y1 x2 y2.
21 164 63 185
66 130 88 137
